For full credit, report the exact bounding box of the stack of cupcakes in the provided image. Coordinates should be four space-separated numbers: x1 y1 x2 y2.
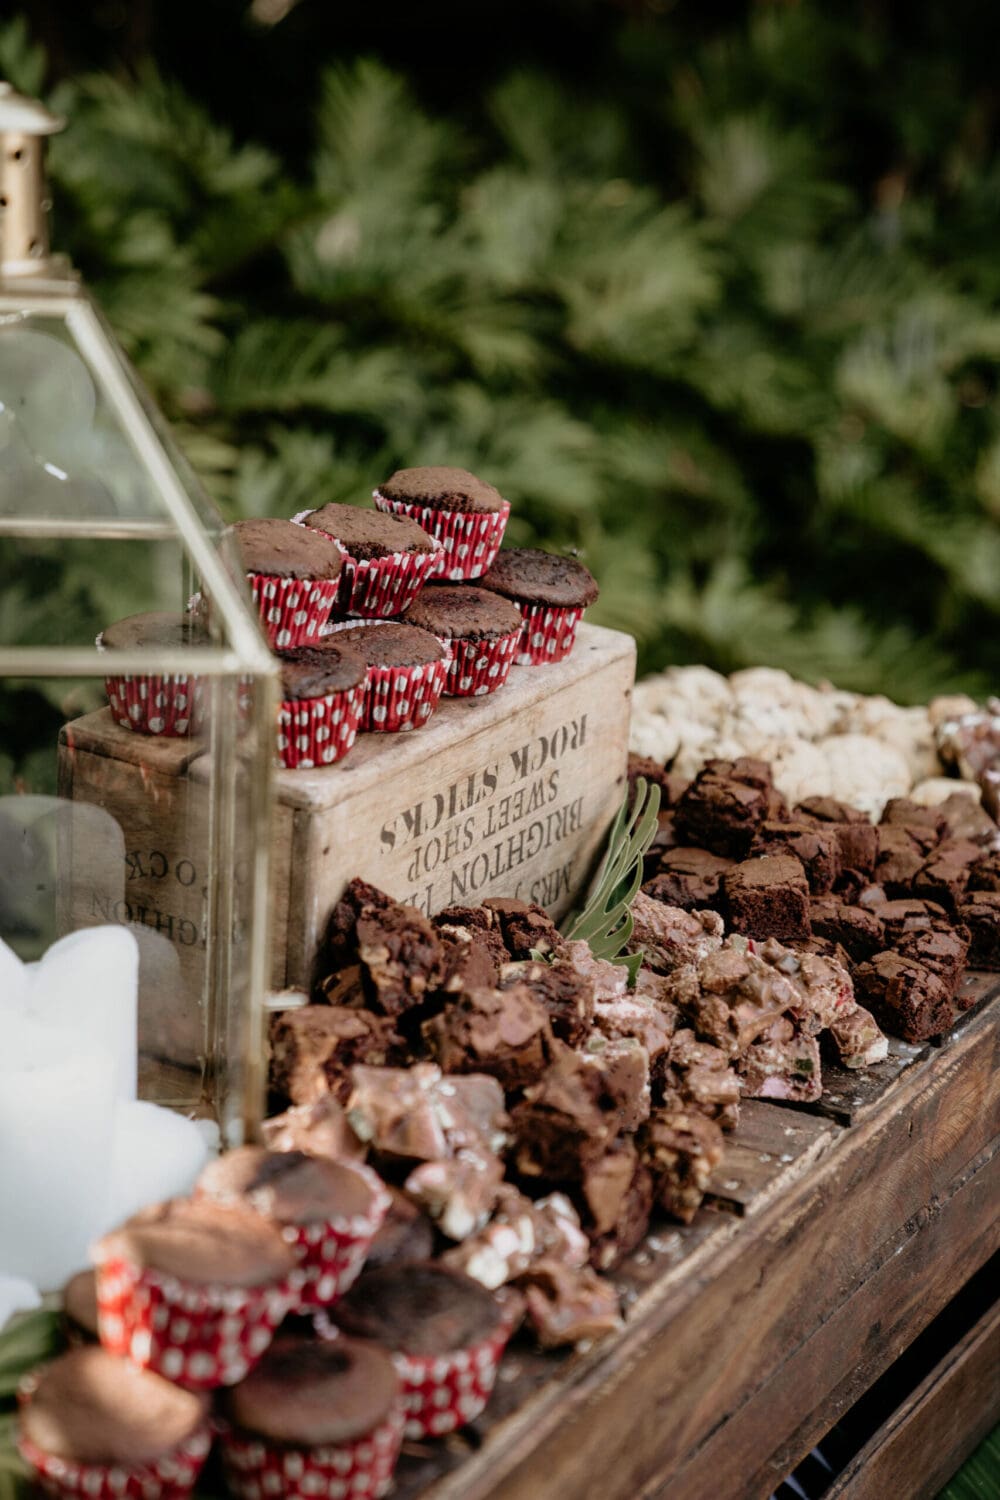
98 463 601 769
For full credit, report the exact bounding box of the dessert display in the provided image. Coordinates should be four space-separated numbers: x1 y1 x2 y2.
402 584 523 697
219 1336 404 1500
330 621 451 731
275 642 367 770
228 518 346 650
479 547 599 665
301 502 442 618
98 611 208 737
373 465 511 581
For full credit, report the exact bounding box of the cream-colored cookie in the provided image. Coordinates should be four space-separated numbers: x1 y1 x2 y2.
818 733 912 820
927 694 978 729
671 728 746 781
633 665 732 725
629 711 681 766
909 777 982 807
754 737 833 805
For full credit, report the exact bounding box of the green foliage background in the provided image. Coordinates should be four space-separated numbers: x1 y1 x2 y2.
4 0 1000 716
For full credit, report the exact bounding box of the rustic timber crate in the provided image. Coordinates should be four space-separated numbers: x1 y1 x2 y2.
384 974 1000 1500
56 624 635 1051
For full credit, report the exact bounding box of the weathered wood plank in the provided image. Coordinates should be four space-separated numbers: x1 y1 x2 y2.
822 1295 1000 1500
705 1101 840 1216
811 1035 930 1125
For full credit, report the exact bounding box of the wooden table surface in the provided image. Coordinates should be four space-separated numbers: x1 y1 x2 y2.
390 974 1000 1500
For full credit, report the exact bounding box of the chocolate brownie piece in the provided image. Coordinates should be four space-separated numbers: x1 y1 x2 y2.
434 908 509 970
639 1108 725 1224
675 759 773 858
269 1005 403 1104
968 851 1000 892
422 985 553 1090
437 929 499 993
855 952 954 1041
880 798 948 842
318 878 394 978
833 867 871 903
500 959 594 1047
939 793 1000 848
874 826 927 894
643 809 681 881
627 754 688 806
877 898 951 945
356 903 445 1015
659 1028 741 1131
483 897 564 959
510 1047 613 1182
894 925 970 991
664 943 801 1060
797 797 878 875
825 1005 888 1068
643 848 734 911
628 893 724 973
578 1034 651 1135
723 855 811 941
750 820 841 893
809 897 885 962
955 892 1000 970
912 840 982 910
582 1145 654 1271
739 1019 822 1102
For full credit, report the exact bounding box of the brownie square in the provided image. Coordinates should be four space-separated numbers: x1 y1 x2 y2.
939 792 1000 846
500 958 595 1047
912 840 982 911
643 847 734 911
643 808 680 881
675 759 773 858
437 929 499 993
854 952 953 1042
269 1005 403 1104
483 897 564 960
422 984 553 1090
968 851 1000 892
356 904 445 1015
809 897 885 962
627 754 688 806
874 826 926 894
511 1048 613 1182
797 797 878 876
877 898 951 945
724 855 811 941
750 819 841 893
880 798 948 842
955 893 1000 971
894 925 970 992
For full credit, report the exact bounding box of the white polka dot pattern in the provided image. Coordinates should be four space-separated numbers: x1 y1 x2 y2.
292 516 444 618
359 655 450 732
247 572 341 650
372 493 510 581
104 674 201 738
440 627 520 698
272 1166 389 1311
513 604 584 666
95 1257 298 1390
17 1415 212 1500
220 1406 405 1500
276 684 365 771
390 1306 515 1440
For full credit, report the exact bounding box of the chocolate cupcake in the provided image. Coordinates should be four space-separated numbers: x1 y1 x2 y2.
220 1336 404 1500
299 502 442 618
402 584 522 697
92 1198 299 1388
330 622 450 731
18 1347 211 1500
480 548 599 666
332 1262 515 1437
229 518 345 649
99 611 208 737
196 1147 389 1309
373 466 510 581
277 642 366 770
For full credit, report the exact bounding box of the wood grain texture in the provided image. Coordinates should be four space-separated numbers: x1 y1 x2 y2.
705 1101 839 1216
822 1297 1000 1500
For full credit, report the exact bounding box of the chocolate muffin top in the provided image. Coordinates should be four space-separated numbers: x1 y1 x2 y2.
229 519 344 581
402 584 521 642
332 622 447 668
279 642 366 701
304 503 438 560
94 1198 296 1287
101 611 208 651
378 466 505 516
197 1147 377 1225
21 1348 208 1465
333 1262 500 1355
62 1269 99 1341
225 1336 399 1447
480 548 599 609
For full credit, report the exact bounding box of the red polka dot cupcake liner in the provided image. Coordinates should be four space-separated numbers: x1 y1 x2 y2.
95 1257 300 1389
438 628 521 697
276 683 365 771
362 657 450 731
280 1166 391 1310
103 672 201 737
373 492 510 582
514 604 585 666
292 511 443 618
248 571 343 650
219 1407 405 1500
391 1310 515 1439
16 1418 212 1500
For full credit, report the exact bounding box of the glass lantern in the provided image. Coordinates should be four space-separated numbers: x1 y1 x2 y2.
0 85 279 1145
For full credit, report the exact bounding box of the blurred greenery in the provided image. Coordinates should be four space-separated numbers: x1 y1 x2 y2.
2 0 999 799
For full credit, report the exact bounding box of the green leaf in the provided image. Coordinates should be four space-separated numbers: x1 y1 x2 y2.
562 778 661 976
0 1311 62 1401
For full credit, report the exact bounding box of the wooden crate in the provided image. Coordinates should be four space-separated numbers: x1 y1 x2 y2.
56 623 635 1008
385 978 1000 1500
